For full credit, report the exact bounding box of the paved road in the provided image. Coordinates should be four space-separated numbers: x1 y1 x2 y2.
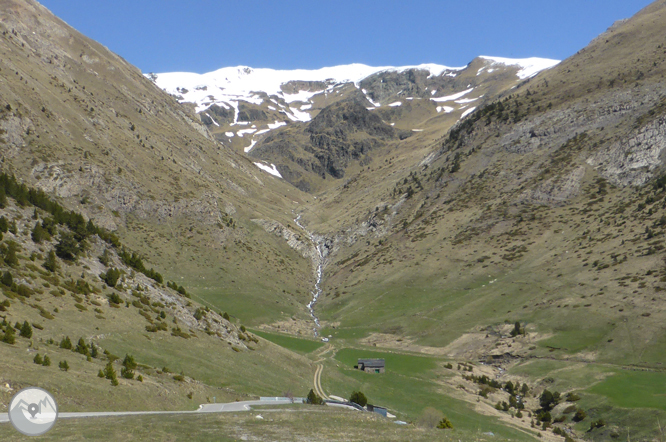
0 399 297 424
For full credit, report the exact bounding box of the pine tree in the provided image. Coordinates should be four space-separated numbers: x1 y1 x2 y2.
1 271 13 287
60 336 72 350
4 241 19 266
104 361 118 386
2 326 15 344
90 342 98 358
20 321 32 338
75 337 89 355
43 250 59 273
33 354 43 365
42 355 51 366
59 360 69 371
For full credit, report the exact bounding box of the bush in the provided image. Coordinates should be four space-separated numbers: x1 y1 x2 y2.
1 271 13 287
306 389 324 405
349 391 367 407
31 222 49 243
42 355 51 366
222 312 231 321
104 361 118 385
573 409 587 422
418 407 444 428
437 417 453 429
101 269 121 288
3 241 19 266
589 419 605 430
2 326 15 344
55 232 83 261
121 354 136 379
539 390 559 411
99 249 112 267
43 250 59 273
121 367 134 379
98 369 105 378
59 360 69 371
107 292 122 306
33 354 43 364
75 338 89 355
137 375 143 382
565 392 581 402
19 321 32 338
60 336 72 350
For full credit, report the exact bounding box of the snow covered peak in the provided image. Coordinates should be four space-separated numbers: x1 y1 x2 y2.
478 56 560 79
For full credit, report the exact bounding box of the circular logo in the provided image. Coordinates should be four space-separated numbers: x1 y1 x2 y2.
8 387 58 436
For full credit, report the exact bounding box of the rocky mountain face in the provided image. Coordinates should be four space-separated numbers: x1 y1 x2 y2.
308 0 666 372
152 57 559 191
0 0 315 323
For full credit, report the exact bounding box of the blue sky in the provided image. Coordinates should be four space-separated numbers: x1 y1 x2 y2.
39 0 654 74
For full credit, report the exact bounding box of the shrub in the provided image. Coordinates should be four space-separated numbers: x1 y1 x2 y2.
99 249 112 267
60 336 72 349
437 417 453 429
121 367 134 379
539 390 559 411
75 338 89 355
589 419 605 430
306 389 324 405
43 250 59 272
104 361 118 385
222 312 231 321
573 409 587 422
107 292 122 306
565 392 581 402
55 232 83 261
59 360 69 371
418 407 444 428
20 321 32 338
101 269 121 288
98 369 104 378
137 375 143 382
16 284 32 298
33 354 43 364
3 241 19 266
31 222 49 243
42 355 51 366
349 391 367 407
2 326 15 344
1 271 13 287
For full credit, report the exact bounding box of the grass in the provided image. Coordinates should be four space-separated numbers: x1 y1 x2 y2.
334 348 437 376
251 329 324 354
0 408 528 442
325 348 535 441
588 370 666 411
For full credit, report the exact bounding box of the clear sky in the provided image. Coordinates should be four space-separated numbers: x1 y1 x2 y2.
38 0 654 74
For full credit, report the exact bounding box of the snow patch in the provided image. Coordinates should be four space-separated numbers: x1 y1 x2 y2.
204 113 219 127
479 56 560 79
244 138 257 153
461 107 477 119
432 88 474 102
253 162 282 178
388 101 402 107
436 106 454 113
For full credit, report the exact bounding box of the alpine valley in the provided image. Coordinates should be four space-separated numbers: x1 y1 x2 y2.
0 0 665 441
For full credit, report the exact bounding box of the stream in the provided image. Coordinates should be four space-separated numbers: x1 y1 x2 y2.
294 215 325 338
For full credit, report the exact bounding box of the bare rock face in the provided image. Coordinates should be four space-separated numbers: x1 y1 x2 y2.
521 166 586 205
251 219 314 260
587 116 666 187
